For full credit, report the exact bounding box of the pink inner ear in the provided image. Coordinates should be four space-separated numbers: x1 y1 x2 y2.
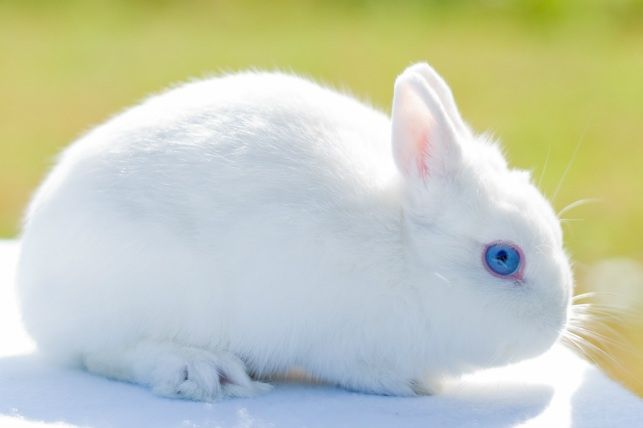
392 77 436 179
397 121 431 179
415 128 430 178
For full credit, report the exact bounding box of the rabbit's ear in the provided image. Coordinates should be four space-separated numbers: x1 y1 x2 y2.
391 68 463 181
405 62 471 138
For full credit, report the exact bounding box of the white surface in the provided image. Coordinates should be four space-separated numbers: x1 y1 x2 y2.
0 240 641 427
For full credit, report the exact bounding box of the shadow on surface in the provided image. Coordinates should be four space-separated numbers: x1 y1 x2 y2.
0 354 555 428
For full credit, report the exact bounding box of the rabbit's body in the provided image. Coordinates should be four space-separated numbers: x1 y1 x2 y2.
18 65 572 401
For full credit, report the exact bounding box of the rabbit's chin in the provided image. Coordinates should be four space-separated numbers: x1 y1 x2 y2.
481 321 567 371
424 283 570 376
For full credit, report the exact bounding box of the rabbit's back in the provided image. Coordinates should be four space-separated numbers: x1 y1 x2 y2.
32 72 394 228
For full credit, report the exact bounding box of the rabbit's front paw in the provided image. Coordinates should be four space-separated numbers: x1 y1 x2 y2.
84 342 271 402
149 347 272 401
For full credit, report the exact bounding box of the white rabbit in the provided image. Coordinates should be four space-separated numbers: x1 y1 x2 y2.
17 63 573 401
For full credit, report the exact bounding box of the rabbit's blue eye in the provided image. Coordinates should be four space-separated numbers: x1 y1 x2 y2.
484 242 522 278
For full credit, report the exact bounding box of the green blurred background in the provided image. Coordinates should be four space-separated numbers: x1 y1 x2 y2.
1 0 642 395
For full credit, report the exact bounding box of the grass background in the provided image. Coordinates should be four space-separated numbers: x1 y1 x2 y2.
1 0 642 395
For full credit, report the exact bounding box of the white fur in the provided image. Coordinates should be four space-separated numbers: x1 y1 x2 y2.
17 63 572 401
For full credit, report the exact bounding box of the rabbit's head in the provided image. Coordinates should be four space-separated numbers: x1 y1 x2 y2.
392 63 572 371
